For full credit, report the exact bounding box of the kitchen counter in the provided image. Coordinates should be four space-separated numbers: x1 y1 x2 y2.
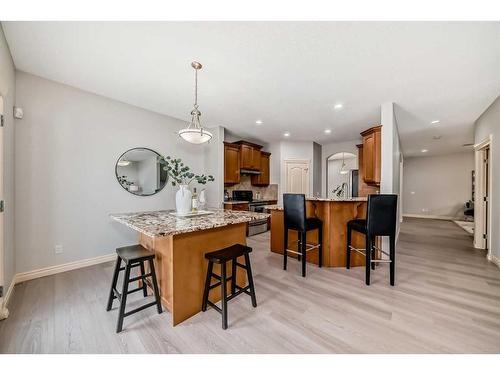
267 198 369 267
111 209 268 237
263 197 367 211
111 208 269 326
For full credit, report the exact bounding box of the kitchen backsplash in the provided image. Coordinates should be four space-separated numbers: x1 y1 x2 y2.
225 175 278 200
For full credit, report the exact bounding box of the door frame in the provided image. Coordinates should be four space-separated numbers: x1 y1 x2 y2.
474 135 492 256
284 159 310 196
0 95 6 319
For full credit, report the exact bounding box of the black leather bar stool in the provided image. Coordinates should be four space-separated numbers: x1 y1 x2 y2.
346 194 398 286
283 193 323 277
201 244 257 330
106 244 162 333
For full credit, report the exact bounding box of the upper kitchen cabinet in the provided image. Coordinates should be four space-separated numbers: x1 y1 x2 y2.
224 142 241 185
235 141 262 171
251 151 271 186
360 125 382 186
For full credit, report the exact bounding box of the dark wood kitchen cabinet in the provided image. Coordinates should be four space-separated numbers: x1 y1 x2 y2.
224 142 240 185
251 152 271 186
223 203 249 211
235 141 262 170
360 125 381 186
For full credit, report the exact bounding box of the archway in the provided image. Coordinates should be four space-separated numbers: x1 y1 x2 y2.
325 152 358 198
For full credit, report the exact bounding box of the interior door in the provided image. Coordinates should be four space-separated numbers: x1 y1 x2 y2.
285 161 310 195
0 96 4 313
474 143 490 250
484 147 489 249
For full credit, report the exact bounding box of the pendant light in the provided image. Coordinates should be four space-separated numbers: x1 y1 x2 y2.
340 152 349 175
178 61 213 144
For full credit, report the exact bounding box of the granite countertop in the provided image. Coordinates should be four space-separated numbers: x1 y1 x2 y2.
264 197 367 211
307 197 368 202
223 200 250 204
110 209 270 237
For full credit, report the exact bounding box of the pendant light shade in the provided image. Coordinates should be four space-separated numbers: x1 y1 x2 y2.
178 61 212 144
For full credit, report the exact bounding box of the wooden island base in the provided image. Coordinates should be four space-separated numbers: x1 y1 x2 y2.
139 223 248 326
269 199 369 268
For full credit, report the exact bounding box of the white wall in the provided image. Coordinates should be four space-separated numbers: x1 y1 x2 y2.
403 152 474 219
279 141 314 201
313 142 322 197
203 125 224 208
327 156 357 198
381 102 403 243
0 24 16 298
14 72 218 273
474 95 500 260
321 139 360 197
268 141 281 185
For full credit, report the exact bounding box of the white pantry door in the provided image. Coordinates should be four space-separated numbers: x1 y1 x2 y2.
285 160 310 195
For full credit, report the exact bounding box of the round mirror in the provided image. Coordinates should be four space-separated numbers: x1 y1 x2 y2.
115 147 168 196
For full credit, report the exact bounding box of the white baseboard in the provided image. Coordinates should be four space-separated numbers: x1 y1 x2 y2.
403 214 457 221
1 277 16 312
0 303 8 320
487 253 500 268
2 253 116 310
15 253 116 284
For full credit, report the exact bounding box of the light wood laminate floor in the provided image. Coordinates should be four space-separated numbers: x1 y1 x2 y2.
1 218 500 353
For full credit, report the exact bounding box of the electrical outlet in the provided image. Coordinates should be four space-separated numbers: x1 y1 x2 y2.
55 245 63 254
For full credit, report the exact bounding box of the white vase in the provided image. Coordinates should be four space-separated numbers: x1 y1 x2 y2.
175 185 192 214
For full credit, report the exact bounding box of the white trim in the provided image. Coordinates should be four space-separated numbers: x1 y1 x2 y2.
15 253 116 284
474 135 493 151
2 253 115 311
0 303 8 320
487 253 500 268
0 276 15 318
473 135 493 255
403 213 456 221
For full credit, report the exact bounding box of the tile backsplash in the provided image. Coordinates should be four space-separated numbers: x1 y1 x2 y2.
225 175 278 201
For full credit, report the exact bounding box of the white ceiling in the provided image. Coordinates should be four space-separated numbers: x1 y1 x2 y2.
3 22 500 156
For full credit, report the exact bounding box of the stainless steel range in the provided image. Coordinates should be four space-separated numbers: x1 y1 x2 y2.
232 190 270 236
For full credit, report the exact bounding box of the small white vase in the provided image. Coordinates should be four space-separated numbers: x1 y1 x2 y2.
175 185 192 214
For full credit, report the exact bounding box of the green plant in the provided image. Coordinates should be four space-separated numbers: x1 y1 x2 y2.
158 156 215 187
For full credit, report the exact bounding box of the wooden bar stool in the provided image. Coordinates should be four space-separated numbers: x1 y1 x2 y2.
106 244 162 333
346 194 398 285
201 244 257 330
283 193 323 277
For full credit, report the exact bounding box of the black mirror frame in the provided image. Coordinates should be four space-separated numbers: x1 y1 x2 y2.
115 147 168 197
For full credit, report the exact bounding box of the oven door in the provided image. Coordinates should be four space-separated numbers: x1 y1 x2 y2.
248 218 268 236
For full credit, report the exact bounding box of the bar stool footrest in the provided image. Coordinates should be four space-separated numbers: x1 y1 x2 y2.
206 300 222 314
123 301 158 317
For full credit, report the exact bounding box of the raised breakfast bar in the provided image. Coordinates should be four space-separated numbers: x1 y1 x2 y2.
265 197 369 268
110 209 269 326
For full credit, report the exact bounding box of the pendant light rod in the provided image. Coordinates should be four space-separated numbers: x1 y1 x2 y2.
178 61 212 144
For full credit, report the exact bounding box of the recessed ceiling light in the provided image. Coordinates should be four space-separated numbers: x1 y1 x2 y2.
431 120 440 124
334 103 343 110
421 149 429 153
324 129 332 134
255 120 263 125
283 132 290 137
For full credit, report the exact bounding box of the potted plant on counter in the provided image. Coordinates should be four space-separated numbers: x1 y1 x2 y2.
158 156 214 214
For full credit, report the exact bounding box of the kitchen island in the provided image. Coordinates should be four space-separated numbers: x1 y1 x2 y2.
110 209 269 326
265 197 368 268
